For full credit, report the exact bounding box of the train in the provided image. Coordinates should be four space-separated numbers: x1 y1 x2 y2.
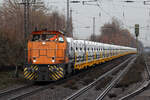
24 30 137 81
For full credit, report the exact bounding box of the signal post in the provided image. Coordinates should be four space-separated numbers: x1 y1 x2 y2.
135 24 139 54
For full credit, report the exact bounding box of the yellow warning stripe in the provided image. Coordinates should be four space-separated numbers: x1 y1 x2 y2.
28 72 35 80
49 75 55 80
24 68 27 71
48 66 65 80
53 72 60 80
51 66 54 68
24 65 38 80
54 73 60 79
25 72 31 79
24 71 28 76
35 75 38 79
49 70 58 80
54 65 57 69
30 73 36 80
33 66 37 70
30 65 33 68
34 66 38 80
56 67 63 77
49 68 52 71
56 71 63 78
24 65 34 80
51 74 58 80
49 71 55 80
26 73 32 80
59 71 63 75
59 67 63 71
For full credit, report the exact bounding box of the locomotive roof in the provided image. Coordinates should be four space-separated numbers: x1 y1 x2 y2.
31 31 64 35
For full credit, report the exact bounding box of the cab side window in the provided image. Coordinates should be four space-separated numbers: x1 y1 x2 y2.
32 35 40 41
58 36 64 43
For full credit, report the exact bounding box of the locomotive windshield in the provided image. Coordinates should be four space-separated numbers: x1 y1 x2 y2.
32 34 64 42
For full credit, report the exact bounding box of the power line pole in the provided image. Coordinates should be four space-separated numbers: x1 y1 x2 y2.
93 17 95 41
65 0 81 36
135 24 139 54
20 0 37 40
22 0 30 65
19 0 37 65
27 0 30 35
66 0 70 35
23 0 27 41
70 8 73 36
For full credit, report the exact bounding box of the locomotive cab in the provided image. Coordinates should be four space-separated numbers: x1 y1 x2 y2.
24 31 69 81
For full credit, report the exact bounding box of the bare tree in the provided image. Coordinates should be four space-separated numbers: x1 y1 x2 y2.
89 18 140 48
0 0 73 69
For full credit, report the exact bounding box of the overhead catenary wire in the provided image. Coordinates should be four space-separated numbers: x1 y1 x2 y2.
96 1 129 28
96 0 150 30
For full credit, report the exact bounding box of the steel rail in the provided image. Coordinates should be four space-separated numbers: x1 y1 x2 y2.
144 55 150 79
96 57 137 100
119 55 150 100
119 81 150 100
0 84 33 97
9 84 53 100
64 55 135 100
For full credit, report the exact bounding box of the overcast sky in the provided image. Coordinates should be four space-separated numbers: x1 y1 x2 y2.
1 0 150 46
44 0 150 47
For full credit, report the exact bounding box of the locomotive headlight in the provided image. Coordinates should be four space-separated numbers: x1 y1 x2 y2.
52 57 55 63
33 60 37 63
52 60 55 63
42 42 46 45
33 57 37 63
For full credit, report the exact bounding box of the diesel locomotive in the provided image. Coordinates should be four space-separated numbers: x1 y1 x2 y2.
24 30 137 81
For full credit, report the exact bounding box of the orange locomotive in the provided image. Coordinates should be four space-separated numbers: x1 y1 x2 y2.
24 31 70 81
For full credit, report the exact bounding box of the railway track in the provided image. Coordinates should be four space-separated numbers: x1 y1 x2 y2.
9 84 54 100
0 83 54 100
118 54 150 100
96 57 136 100
0 55 134 100
144 55 150 79
0 84 33 98
64 55 136 100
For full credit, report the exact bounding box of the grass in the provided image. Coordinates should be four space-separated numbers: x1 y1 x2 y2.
0 70 25 90
116 55 145 88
